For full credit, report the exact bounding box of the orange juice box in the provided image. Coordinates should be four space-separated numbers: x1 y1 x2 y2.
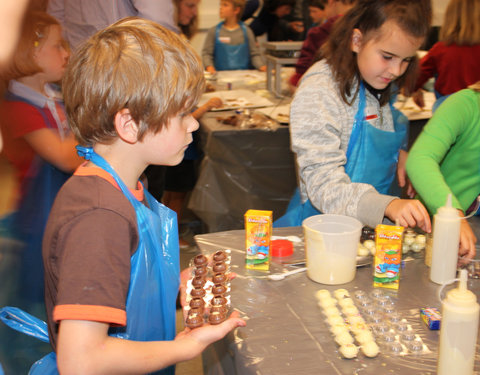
373 224 404 289
245 210 272 271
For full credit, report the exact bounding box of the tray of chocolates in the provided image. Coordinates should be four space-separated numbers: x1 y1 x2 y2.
184 250 232 328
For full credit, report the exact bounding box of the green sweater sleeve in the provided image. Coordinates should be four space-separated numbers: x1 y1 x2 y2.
406 89 480 215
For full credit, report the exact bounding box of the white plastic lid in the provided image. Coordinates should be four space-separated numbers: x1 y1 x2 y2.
437 194 459 217
446 270 477 307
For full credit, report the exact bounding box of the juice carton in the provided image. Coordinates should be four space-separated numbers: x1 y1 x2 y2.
373 224 404 289
245 210 272 271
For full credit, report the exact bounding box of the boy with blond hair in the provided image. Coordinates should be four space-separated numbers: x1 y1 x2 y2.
41 17 245 374
202 0 266 73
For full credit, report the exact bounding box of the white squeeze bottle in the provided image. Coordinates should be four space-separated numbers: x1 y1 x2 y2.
430 194 461 284
437 269 479 375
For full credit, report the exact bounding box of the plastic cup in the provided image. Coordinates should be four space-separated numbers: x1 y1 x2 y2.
302 214 362 285
458 256 480 279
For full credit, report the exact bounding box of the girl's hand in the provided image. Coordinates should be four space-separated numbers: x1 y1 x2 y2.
412 89 425 109
397 150 408 188
396 150 416 198
385 199 431 233
458 214 476 260
405 181 417 199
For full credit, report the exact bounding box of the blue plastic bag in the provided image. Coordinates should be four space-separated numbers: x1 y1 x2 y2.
0 307 58 374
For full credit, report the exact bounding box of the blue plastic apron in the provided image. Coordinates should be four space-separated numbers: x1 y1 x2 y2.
1 146 180 375
432 89 450 113
214 21 250 70
275 82 408 227
5 93 71 308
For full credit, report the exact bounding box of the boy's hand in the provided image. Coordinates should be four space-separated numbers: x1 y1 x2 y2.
385 199 431 233
179 267 193 308
175 311 246 359
459 214 476 260
206 66 216 74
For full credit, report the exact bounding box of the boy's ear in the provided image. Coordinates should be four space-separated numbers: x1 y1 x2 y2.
351 28 363 53
114 109 139 144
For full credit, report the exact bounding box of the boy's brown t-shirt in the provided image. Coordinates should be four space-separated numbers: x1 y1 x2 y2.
42 165 143 351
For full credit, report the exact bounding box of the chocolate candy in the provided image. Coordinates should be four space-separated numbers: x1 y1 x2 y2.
210 305 229 315
190 287 206 298
212 284 227 296
193 266 208 277
191 275 206 288
208 311 226 325
213 251 227 262
211 295 227 306
189 297 205 310
186 311 204 329
212 272 227 284
186 251 233 330
193 254 208 267
212 262 227 273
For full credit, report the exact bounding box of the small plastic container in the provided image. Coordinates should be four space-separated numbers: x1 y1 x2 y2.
382 332 396 343
459 257 480 279
387 341 403 354
370 289 385 299
271 239 294 257
401 331 416 341
383 305 396 314
393 321 408 332
353 290 367 300
388 312 402 323
358 298 373 308
407 340 424 352
369 312 384 323
363 306 377 316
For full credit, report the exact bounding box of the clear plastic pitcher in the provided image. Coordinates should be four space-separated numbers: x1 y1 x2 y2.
302 214 362 285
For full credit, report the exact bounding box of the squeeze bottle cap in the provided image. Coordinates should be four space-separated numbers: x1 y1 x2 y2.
437 194 458 217
446 269 477 307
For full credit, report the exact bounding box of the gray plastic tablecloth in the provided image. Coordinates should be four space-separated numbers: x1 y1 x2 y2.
188 112 297 233
194 226 480 375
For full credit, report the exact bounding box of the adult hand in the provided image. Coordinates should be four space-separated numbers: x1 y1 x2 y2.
289 21 304 33
385 198 431 233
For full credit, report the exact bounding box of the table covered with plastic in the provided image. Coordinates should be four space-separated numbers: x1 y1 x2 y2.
194 226 480 375
188 112 297 232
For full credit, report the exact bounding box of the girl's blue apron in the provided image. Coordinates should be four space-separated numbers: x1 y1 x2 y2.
0 147 180 375
214 21 251 70
4 93 70 309
432 89 450 113
275 82 408 227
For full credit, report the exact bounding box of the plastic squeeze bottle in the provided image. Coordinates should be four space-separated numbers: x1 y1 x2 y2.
437 269 479 375
430 194 461 284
